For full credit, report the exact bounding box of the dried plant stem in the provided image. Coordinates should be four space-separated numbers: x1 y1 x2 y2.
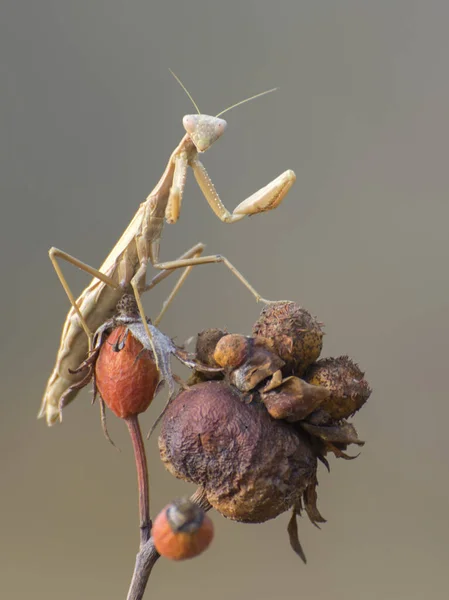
126 539 159 600
126 488 211 600
125 415 151 546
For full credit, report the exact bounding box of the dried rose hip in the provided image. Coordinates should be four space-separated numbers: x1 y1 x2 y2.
304 356 371 420
253 301 324 375
95 326 160 419
188 328 228 384
159 381 318 523
213 334 251 368
196 328 227 367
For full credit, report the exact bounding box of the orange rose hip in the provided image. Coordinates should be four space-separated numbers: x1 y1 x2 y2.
153 498 214 561
95 326 160 418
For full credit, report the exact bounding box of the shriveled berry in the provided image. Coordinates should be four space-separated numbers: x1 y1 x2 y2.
153 498 214 561
95 326 160 419
303 356 371 420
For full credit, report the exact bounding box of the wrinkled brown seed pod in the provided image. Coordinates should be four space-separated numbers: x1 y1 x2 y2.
304 356 371 420
253 302 324 375
261 376 331 422
159 381 318 523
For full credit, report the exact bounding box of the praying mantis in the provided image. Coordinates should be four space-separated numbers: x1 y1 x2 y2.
39 73 296 426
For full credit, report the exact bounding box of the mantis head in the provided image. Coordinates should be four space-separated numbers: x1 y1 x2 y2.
183 115 227 153
170 69 277 153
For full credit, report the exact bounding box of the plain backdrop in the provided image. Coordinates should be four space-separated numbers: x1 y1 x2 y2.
1 2 449 599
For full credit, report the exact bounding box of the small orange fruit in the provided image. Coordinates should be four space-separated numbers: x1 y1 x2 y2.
153 498 214 560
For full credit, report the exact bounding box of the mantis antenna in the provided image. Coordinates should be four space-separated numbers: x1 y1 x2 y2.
215 87 278 118
169 69 201 115
169 69 278 118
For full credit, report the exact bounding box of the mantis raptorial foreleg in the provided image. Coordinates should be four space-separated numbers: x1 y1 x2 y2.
166 154 293 225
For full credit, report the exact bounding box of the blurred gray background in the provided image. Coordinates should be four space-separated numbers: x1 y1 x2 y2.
1 1 448 598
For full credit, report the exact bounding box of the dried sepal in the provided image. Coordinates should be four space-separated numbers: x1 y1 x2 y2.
261 376 330 422
302 478 326 527
287 507 307 564
301 420 364 446
229 346 285 392
300 420 364 459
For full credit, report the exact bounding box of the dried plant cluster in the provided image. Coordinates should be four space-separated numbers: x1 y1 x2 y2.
50 294 371 600
159 301 371 560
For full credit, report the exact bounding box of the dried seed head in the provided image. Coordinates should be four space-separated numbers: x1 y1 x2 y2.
253 302 324 375
261 377 330 422
152 498 214 561
213 334 250 368
95 326 160 419
303 356 371 420
159 381 317 523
